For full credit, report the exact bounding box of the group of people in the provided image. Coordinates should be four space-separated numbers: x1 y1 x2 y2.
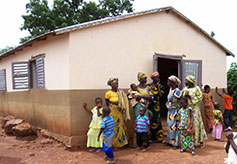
82 71 235 164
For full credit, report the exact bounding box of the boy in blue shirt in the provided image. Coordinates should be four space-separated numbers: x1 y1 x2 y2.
136 106 150 151
98 106 115 164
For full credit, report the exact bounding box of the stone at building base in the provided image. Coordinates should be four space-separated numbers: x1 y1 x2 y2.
1 115 15 128
4 119 24 134
40 129 87 148
12 123 37 137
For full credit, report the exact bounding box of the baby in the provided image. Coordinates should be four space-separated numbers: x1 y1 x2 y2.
128 83 144 108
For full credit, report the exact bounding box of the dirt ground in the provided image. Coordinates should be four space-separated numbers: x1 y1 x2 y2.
1 124 236 164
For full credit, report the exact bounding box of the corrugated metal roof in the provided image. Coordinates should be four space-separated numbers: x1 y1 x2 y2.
0 6 234 59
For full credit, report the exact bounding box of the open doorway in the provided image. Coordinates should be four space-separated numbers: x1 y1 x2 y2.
153 53 202 117
154 54 182 117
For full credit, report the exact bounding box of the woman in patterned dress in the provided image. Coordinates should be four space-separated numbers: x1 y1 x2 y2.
147 72 164 142
202 85 215 133
166 75 182 148
105 78 130 148
132 72 150 146
182 75 207 148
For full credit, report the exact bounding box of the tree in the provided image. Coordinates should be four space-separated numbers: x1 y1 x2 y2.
227 62 237 115
0 46 16 55
20 0 134 43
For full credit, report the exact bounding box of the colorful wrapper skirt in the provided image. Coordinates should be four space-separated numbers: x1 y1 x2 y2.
109 104 128 148
180 129 195 151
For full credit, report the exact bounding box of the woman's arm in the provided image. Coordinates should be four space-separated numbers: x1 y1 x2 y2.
137 95 153 101
191 86 203 105
105 99 110 106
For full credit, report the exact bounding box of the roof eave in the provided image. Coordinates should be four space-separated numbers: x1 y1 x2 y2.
0 31 55 60
0 6 235 59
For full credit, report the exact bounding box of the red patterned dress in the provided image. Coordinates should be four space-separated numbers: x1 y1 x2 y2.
202 92 215 129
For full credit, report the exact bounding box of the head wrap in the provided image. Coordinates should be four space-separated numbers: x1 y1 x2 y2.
168 75 181 85
137 72 147 81
186 75 196 85
150 71 159 78
107 78 119 86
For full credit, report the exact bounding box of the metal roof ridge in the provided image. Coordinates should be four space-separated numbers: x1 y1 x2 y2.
54 6 173 34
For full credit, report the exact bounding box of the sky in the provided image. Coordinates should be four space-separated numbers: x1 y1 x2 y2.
0 0 236 70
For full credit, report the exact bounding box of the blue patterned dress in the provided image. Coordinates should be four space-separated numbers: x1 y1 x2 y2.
166 88 181 146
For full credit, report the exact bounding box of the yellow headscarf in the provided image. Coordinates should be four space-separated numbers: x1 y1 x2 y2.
107 78 118 86
137 72 147 81
186 75 196 85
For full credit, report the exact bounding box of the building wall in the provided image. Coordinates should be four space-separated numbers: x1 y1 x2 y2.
0 34 71 136
68 11 227 90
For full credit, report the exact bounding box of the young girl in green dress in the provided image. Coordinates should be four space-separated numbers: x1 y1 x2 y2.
83 97 103 152
178 97 195 156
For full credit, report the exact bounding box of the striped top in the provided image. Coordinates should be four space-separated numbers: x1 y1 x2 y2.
101 115 115 138
136 115 150 133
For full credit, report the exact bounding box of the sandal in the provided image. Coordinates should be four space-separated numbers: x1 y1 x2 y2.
89 148 96 152
106 160 115 164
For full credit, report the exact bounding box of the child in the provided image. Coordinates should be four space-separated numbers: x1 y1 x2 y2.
178 97 195 156
127 83 145 108
83 97 103 152
212 102 224 141
98 106 115 164
225 132 237 164
216 87 234 131
202 85 215 133
136 106 150 151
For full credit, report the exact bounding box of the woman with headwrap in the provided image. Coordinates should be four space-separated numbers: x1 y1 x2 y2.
182 75 207 148
105 78 130 148
136 72 150 118
147 71 164 142
166 75 182 148
129 72 150 146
